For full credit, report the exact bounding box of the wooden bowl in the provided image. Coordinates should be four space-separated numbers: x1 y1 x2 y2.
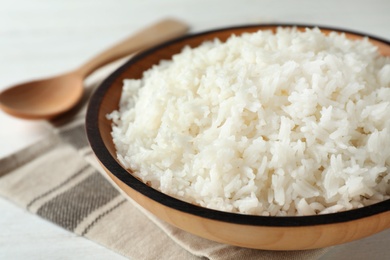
86 24 390 250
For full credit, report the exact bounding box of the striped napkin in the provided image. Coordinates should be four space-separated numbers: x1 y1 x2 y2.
0 67 329 260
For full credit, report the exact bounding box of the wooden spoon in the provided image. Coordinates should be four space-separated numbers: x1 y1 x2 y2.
0 19 189 120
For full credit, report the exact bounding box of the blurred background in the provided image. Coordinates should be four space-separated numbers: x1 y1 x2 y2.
2 0 390 88
1 0 389 259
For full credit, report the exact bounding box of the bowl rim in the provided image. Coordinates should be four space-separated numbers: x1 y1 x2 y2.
86 23 390 227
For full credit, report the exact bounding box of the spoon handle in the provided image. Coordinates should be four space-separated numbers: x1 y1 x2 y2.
76 18 189 77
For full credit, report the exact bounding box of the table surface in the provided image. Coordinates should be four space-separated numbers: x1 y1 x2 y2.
1 0 389 259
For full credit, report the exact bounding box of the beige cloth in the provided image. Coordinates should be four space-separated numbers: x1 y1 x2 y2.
0 66 329 260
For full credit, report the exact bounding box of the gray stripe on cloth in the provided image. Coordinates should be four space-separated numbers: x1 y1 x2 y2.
26 164 90 210
0 133 60 177
81 198 127 236
59 124 89 150
37 171 120 231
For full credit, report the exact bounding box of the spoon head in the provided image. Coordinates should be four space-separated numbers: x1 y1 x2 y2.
0 73 84 120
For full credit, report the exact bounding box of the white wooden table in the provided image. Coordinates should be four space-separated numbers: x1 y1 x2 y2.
1 0 389 259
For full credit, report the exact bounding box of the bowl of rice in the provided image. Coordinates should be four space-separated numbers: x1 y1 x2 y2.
86 24 390 250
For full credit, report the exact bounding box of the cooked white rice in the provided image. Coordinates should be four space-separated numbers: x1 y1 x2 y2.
109 27 390 216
